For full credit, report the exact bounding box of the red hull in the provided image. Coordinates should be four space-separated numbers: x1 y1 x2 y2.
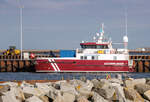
35 59 134 72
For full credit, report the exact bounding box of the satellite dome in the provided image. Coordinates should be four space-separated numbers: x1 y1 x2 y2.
123 35 128 43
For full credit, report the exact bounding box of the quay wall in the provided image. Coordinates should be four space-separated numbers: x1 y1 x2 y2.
0 50 150 72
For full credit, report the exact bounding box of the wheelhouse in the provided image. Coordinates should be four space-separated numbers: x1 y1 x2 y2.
80 42 109 49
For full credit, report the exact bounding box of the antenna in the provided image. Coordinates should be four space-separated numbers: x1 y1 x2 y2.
101 23 104 33
123 8 128 50
125 8 128 36
96 33 100 36
93 36 96 41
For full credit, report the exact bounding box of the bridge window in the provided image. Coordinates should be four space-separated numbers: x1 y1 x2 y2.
80 56 83 59
81 44 108 49
92 56 95 60
84 56 87 59
91 56 98 60
81 45 96 49
97 45 108 49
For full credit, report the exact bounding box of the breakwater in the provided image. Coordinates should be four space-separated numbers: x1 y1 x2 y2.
1 75 150 102
0 59 35 72
0 50 150 72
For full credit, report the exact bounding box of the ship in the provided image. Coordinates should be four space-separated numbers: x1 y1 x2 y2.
35 24 134 72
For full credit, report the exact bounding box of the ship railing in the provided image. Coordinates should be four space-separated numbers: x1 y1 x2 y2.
76 48 128 54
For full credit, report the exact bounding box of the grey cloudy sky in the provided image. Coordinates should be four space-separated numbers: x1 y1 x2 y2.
0 0 150 50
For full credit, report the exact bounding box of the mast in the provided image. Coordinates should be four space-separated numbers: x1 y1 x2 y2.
123 10 128 50
101 23 104 36
125 10 128 36
98 23 104 43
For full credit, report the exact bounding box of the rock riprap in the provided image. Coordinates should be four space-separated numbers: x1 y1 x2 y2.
0 75 150 102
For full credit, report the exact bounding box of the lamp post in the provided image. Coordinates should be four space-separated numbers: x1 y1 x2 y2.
20 5 23 60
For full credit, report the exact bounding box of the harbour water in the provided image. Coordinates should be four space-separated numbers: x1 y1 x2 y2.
0 72 150 81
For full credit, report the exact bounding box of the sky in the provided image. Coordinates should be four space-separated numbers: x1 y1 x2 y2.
0 0 150 50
